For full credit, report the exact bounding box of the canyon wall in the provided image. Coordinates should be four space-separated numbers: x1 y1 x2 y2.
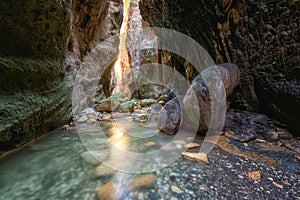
0 0 71 151
140 0 300 135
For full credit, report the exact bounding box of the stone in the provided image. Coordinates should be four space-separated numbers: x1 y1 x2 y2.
273 182 284 189
158 100 166 105
224 131 238 140
264 130 292 142
95 99 119 112
87 118 98 124
248 171 261 182
182 152 209 164
81 108 96 115
144 141 157 149
92 164 117 178
184 143 200 149
128 174 156 191
96 182 121 200
80 151 99 165
77 115 88 123
157 98 181 134
62 125 76 130
118 101 135 113
140 99 157 107
171 185 183 194
184 64 240 133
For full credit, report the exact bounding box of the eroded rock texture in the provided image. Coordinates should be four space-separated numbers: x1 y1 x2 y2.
140 0 300 135
158 64 240 134
0 1 71 151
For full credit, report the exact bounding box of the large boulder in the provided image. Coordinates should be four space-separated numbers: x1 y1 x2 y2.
157 64 240 134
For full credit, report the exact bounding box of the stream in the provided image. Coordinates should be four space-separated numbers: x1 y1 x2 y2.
0 117 299 200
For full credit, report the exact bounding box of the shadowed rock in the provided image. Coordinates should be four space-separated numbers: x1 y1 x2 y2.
157 98 181 134
158 63 240 134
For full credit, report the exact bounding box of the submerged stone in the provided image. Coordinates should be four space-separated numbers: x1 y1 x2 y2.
97 182 121 200
92 164 117 178
128 174 156 191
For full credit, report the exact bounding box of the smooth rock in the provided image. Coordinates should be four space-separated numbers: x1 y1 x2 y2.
128 174 156 191
81 107 96 115
273 182 284 189
95 99 119 112
157 98 181 134
248 171 261 182
92 164 117 178
77 115 88 123
184 143 200 149
87 118 97 123
182 152 209 164
144 141 157 149
171 185 183 194
96 182 121 200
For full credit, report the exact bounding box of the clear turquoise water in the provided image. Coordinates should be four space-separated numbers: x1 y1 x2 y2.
1 120 299 200
0 130 101 200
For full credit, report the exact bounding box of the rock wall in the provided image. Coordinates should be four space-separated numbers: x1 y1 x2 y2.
0 0 71 151
140 0 300 135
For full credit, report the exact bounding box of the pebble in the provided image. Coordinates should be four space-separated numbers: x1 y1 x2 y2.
182 152 209 164
273 182 284 189
87 118 97 123
248 171 261 182
92 164 117 178
184 143 200 149
77 116 88 123
81 108 96 114
128 174 156 191
96 182 121 200
171 185 183 194
144 141 157 149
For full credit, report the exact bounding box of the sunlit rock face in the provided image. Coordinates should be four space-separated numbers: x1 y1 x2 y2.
68 0 123 113
0 0 71 151
140 0 300 135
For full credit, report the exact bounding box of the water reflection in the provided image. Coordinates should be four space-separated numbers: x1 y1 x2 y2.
109 126 129 151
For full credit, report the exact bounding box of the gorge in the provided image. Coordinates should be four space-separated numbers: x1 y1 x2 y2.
0 0 299 199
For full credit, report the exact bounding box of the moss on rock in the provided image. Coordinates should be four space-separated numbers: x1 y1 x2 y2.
0 0 69 59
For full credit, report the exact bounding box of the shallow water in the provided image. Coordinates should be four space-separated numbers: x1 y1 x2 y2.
0 118 299 200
